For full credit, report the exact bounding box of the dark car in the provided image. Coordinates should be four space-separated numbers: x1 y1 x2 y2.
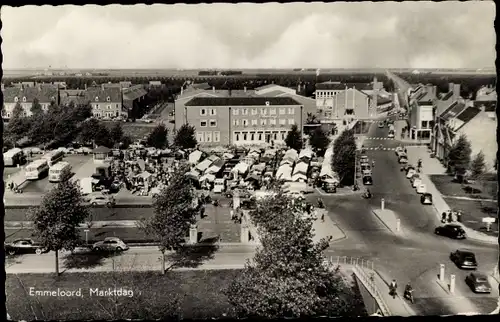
362 175 373 185
465 272 492 293
420 193 433 205
435 224 466 239
5 238 46 255
450 249 478 270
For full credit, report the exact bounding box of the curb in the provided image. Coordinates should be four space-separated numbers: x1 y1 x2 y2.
371 209 399 235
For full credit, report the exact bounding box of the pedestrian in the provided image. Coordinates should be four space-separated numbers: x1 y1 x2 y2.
456 211 462 223
321 213 325 222
447 211 453 223
389 279 398 299
404 148 407 153
441 212 447 223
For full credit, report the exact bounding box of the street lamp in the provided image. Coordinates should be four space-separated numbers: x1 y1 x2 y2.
84 229 89 245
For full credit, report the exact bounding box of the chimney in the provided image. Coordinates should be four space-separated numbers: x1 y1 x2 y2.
212 86 215 93
244 86 247 93
453 83 461 102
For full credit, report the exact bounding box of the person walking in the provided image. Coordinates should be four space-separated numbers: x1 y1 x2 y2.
321 213 325 222
389 279 398 299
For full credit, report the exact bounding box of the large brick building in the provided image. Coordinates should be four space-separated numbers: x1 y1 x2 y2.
182 96 304 146
2 84 59 118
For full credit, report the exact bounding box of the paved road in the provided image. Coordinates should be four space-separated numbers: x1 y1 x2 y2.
386 70 411 109
329 121 499 315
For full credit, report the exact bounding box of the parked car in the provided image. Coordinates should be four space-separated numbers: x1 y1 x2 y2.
92 237 129 252
416 184 426 194
398 153 408 164
412 178 422 188
362 175 373 185
5 238 46 255
465 272 492 293
406 169 416 179
395 147 404 156
450 249 478 269
360 155 369 163
88 195 115 207
420 193 433 204
435 224 466 239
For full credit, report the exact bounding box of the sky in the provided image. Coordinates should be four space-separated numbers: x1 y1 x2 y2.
1 2 496 69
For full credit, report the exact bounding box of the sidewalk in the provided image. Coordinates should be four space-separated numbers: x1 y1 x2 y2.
406 148 497 244
371 208 406 237
5 220 138 229
312 209 347 244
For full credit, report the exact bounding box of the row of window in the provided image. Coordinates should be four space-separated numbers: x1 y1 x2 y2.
93 104 120 109
233 118 295 126
93 112 120 118
316 90 342 98
234 131 288 142
95 96 113 102
199 107 297 116
200 108 217 116
14 96 56 102
196 131 221 143
421 121 434 129
200 120 217 127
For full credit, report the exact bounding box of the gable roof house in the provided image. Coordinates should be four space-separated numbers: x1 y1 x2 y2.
85 86 124 119
122 85 148 119
2 84 59 118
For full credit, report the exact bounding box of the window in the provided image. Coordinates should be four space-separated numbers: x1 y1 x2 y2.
421 121 428 128
242 119 249 127
213 131 220 142
288 107 295 114
279 119 286 125
258 132 263 141
270 108 277 115
242 109 248 115
14 97 18 102
107 105 111 109
210 109 216 116
233 119 240 126
95 104 100 109
200 120 208 127
288 119 295 125
233 109 239 115
273 133 278 140
200 108 207 116
196 132 204 142
205 132 212 142
260 108 267 115
235 132 240 142
106 96 111 102
95 97 99 102
209 120 217 127
270 119 276 125
251 119 258 126
260 119 267 126
243 133 248 141
22 97 27 102
116 104 119 108
281 132 286 140
251 133 255 141
279 108 286 115
251 108 257 115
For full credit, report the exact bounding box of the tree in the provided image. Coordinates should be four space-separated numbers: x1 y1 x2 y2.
138 164 200 274
470 151 486 179
7 102 29 140
173 124 197 149
331 130 356 186
285 124 303 151
110 122 124 145
309 127 330 154
305 112 320 124
79 118 102 145
94 125 114 148
147 123 169 149
447 134 472 175
30 98 43 117
225 191 359 318
29 167 89 275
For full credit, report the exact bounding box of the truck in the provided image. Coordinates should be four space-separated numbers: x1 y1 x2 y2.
213 178 226 193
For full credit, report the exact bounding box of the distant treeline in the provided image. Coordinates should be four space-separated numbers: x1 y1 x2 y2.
3 72 495 100
198 70 243 76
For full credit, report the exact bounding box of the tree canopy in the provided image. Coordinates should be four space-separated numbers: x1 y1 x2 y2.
30 98 43 117
7 102 29 141
331 129 356 186
447 134 472 175
225 190 359 318
285 124 303 151
309 127 330 154
173 124 197 149
29 168 89 275
470 151 486 178
138 164 200 273
110 122 124 144
147 123 169 149
79 118 102 144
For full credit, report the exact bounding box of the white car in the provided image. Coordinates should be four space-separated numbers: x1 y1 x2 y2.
88 195 115 206
395 147 404 156
412 178 422 188
92 237 129 252
416 184 427 194
406 169 416 179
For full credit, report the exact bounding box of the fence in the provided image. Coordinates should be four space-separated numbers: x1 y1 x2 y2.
323 256 391 317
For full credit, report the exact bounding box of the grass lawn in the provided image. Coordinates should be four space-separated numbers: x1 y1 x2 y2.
103 122 156 141
7 269 368 320
430 174 497 200
443 197 498 237
6 270 240 320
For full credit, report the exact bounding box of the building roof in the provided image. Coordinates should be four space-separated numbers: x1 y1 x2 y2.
191 82 211 90
474 100 496 112
255 84 277 91
2 85 59 103
316 82 372 91
440 101 467 121
375 96 392 105
123 85 147 101
456 107 481 124
184 96 302 107
85 86 122 103
93 146 111 153
441 91 454 101
416 90 435 103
